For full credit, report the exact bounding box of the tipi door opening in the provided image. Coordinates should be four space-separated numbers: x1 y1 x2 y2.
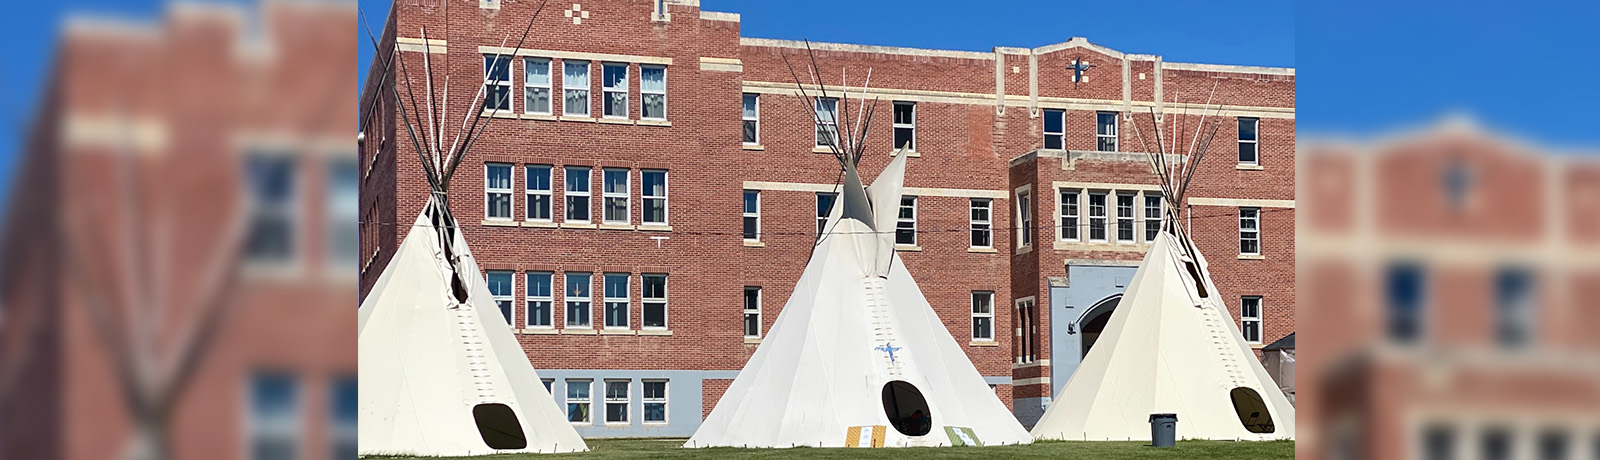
881 381 933 436
1228 387 1277 434
472 403 529 449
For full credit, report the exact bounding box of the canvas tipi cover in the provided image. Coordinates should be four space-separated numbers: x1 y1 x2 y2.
1030 231 1296 441
358 198 587 456
687 154 1032 448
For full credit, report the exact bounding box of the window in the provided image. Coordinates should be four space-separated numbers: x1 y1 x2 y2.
1115 193 1135 243
328 158 359 267
603 273 629 329
566 379 592 423
1421 424 1456 460
743 287 762 338
564 166 591 223
816 192 837 235
524 57 552 114
244 154 296 263
972 291 994 341
893 101 915 151
565 272 592 327
543 379 554 392
486 163 513 220
1016 298 1037 363
1059 189 1079 241
487 271 514 324
1241 296 1263 343
1239 117 1260 165
641 65 666 120
1239 207 1261 255
1043 109 1064 149
641 170 668 225
1096 111 1118 152
526 165 552 221
1088 192 1108 241
1386 262 1425 343
563 61 590 116
1016 191 1033 247
742 93 759 144
527 272 553 327
249 373 299 460
1144 194 1163 241
601 63 628 118
815 97 839 148
970 199 992 248
604 380 629 423
1537 428 1569 460
642 274 667 329
1479 427 1514 460
1495 266 1535 347
896 196 917 246
742 190 760 241
330 376 357 460
642 380 667 423
602 168 629 224
484 55 512 111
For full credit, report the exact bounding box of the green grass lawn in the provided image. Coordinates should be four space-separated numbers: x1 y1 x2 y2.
366 437 1295 459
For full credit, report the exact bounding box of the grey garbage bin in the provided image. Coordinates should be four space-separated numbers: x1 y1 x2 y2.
1149 413 1178 447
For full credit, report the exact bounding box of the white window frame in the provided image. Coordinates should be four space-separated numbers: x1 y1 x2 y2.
1043 109 1064 150
1096 111 1119 152
742 190 760 242
1058 189 1080 241
564 166 591 223
1144 193 1163 242
602 273 630 330
1115 192 1136 243
1241 296 1263 344
640 170 668 226
601 62 628 119
602 168 630 224
641 380 668 424
526 165 552 222
523 57 552 115
815 97 839 148
484 54 513 112
1015 188 1033 249
1240 207 1261 255
969 198 992 249
485 163 513 220
892 101 916 152
972 291 995 342
565 272 592 327
1087 191 1108 242
640 65 667 120
566 379 592 423
486 270 515 325
563 61 591 116
641 273 668 329
603 379 630 424
742 93 760 145
526 271 554 328
895 196 918 246
816 192 837 235
743 286 762 338
1239 117 1260 166
249 373 301 460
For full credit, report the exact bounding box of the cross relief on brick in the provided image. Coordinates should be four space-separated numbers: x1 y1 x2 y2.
564 4 590 25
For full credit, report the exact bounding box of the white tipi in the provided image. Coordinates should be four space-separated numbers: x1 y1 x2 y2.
686 150 1033 448
1030 108 1295 442
357 197 587 456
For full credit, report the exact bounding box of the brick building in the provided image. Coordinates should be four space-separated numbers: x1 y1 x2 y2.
359 0 1295 436
0 2 357 459
1299 121 1600 460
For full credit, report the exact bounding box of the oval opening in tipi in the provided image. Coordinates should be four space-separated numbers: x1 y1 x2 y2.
1228 387 1276 433
881 381 933 436
472 403 529 449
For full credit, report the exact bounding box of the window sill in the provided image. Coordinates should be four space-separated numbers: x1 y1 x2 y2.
742 144 765 151
1250 343 1266 349
523 113 558 121
1015 245 1033 255
638 224 673 232
638 329 673 336
637 119 671 127
892 149 921 158
895 245 923 252
969 341 999 347
481 219 518 227
560 222 597 229
597 117 634 125
519 328 559 335
480 110 519 119
811 147 837 154
1053 240 1151 253
523 220 558 228
559 115 597 123
560 328 599 335
1238 253 1265 260
744 337 762 344
599 329 635 335
743 240 766 247
598 223 637 230
1236 164 1264 171
968 247 997 253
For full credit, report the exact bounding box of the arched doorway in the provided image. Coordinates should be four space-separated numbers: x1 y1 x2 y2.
1079 295 1120 359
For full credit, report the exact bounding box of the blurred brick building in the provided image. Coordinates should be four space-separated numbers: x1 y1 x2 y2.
0 2 356 459
359 0 1294 436
1299 120 1600 460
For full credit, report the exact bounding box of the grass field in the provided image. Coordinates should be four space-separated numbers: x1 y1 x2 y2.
367 437 1295 459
